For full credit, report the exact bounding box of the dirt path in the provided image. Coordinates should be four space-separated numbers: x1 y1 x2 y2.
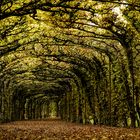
0 119 140 140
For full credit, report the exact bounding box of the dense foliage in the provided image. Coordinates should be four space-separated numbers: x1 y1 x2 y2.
0 0 140 127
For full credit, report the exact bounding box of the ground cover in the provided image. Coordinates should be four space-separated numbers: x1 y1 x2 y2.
0 119 140 140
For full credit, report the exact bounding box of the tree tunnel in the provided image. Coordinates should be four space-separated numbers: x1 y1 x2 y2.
0 0 140 128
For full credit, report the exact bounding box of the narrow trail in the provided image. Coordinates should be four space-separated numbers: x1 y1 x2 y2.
0 119 140 140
